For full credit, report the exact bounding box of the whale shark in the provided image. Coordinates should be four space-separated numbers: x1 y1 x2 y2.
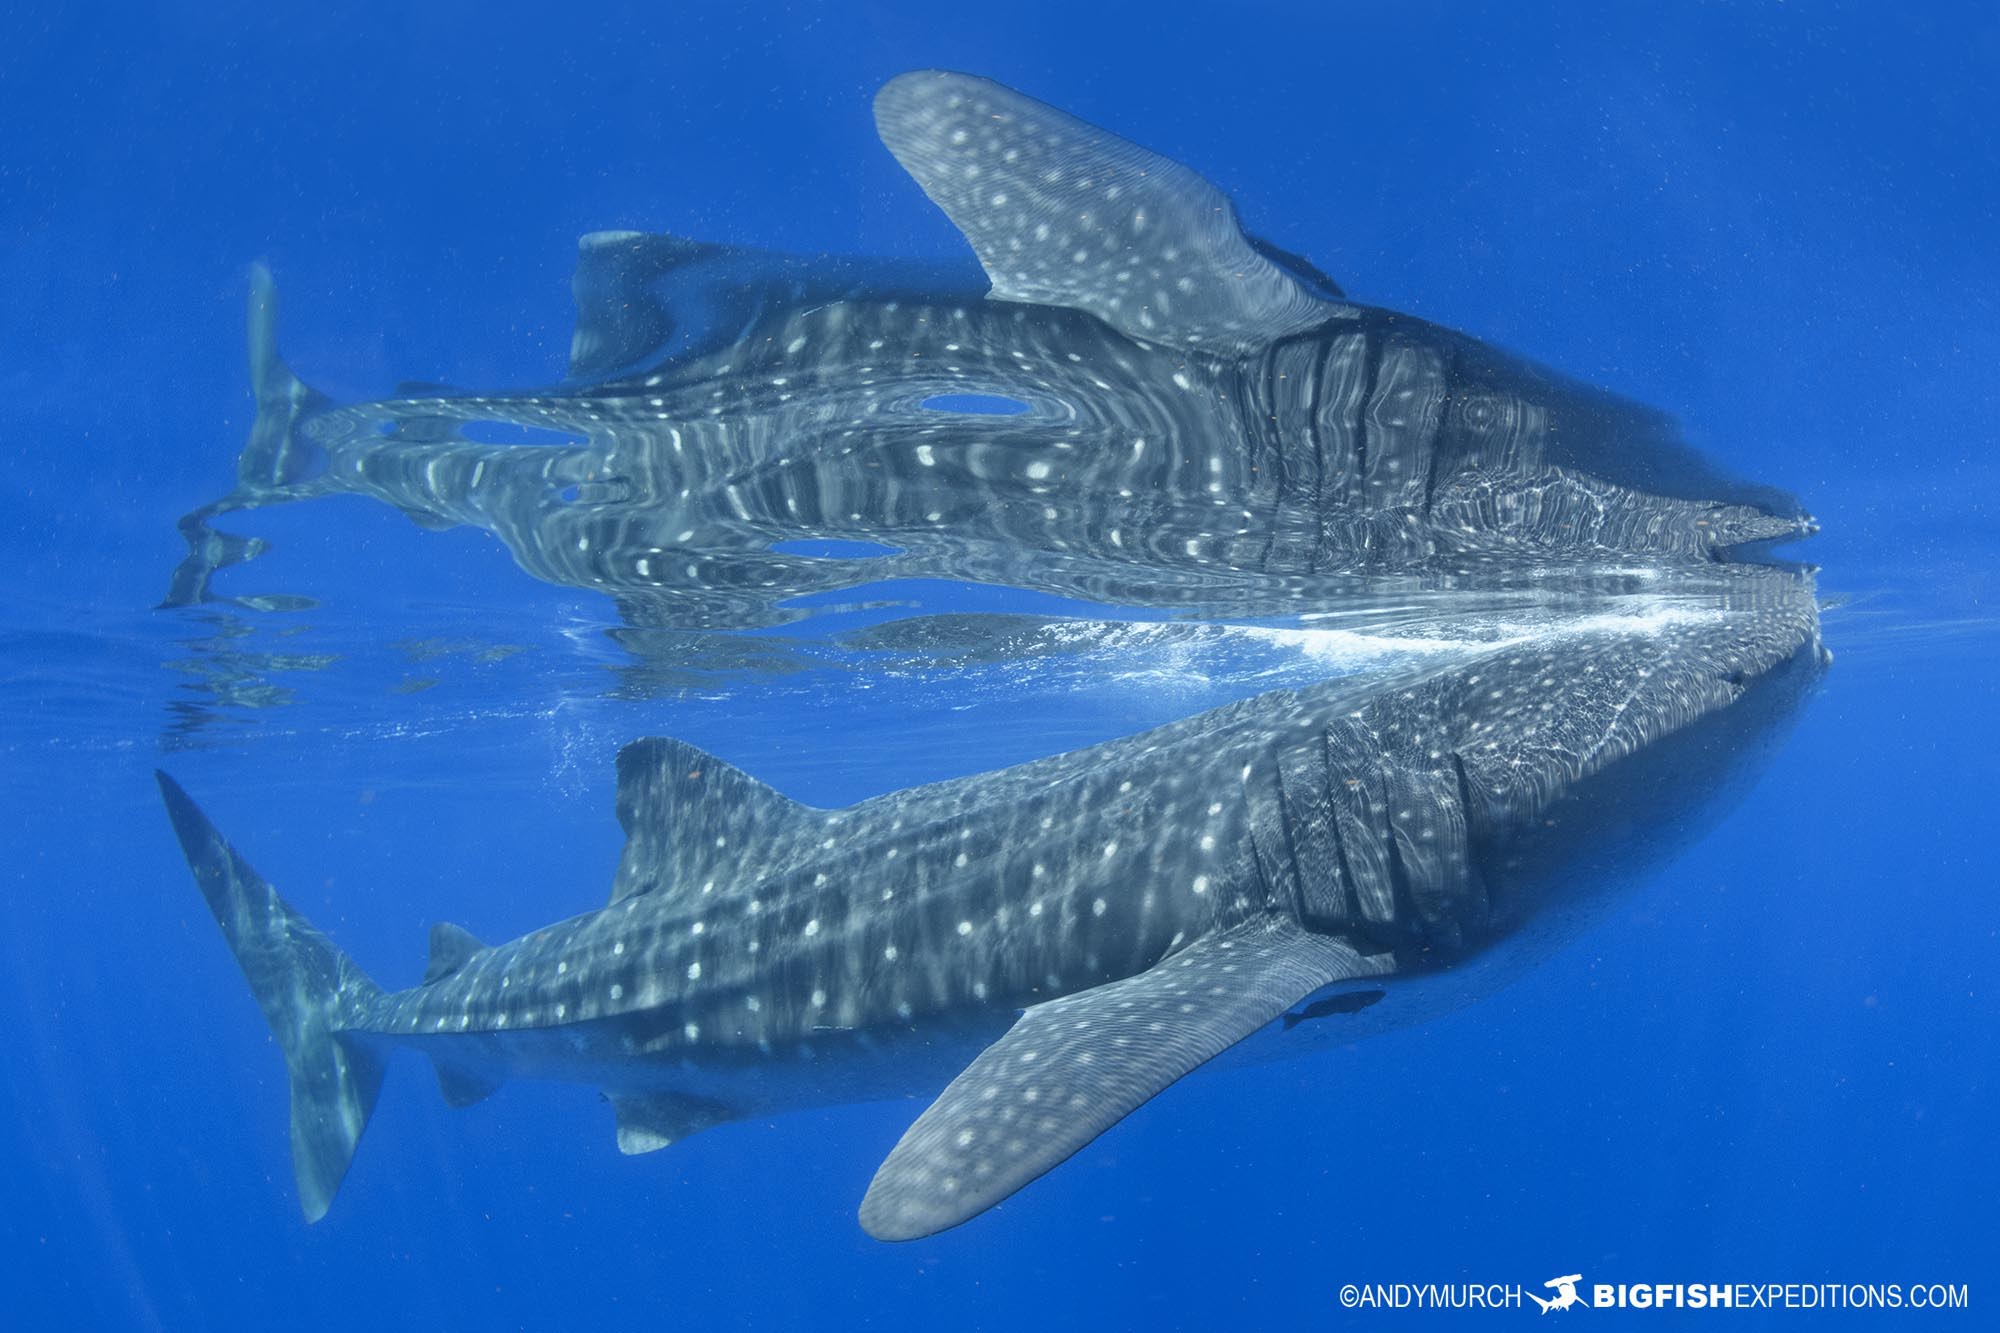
160 564 1824 1239
166 70 1809 656
158 70 1826 1238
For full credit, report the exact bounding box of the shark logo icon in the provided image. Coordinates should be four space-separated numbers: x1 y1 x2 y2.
1530 1275 1587 1314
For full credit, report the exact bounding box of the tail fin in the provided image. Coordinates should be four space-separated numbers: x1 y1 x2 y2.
156 772 385 1222
239 263 330 490
159 265 330 609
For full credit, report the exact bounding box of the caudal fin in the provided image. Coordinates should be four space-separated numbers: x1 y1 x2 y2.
156 772 385 1222
159 265 331 609
239 263 331 490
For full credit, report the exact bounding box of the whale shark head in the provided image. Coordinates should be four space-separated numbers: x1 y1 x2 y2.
1465 579 1829 946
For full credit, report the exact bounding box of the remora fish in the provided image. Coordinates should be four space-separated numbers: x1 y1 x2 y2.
167 70 1810 637
161 571 1825 1239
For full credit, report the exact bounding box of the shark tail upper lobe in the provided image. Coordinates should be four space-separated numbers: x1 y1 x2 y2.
156 771 385 1222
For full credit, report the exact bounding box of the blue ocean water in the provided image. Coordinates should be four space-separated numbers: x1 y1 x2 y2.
3 2 1995 1327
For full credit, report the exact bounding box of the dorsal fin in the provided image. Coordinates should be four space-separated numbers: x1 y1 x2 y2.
570 231 713 381
873 70 1346 352
568 230 982 382
609 737 829 906
423 921 486 984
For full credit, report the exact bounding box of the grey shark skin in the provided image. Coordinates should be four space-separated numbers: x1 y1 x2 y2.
160 566 1825 1239
167 71 1810 640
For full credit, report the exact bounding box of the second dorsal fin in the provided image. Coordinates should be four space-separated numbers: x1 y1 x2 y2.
423 921 486 984
873 70 1346 352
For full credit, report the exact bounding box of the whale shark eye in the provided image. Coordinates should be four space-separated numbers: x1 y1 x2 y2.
918 392 1032 416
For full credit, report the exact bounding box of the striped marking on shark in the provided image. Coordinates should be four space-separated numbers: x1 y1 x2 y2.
165 71 1809 639
161 581 1823 1239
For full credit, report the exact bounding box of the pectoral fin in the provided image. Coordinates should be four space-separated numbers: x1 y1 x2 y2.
874 70 1347 352
858 916 1387 1240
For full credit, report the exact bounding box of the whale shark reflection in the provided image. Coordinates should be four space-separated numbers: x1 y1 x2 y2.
166 73 1807 648
158 71 1824 1238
